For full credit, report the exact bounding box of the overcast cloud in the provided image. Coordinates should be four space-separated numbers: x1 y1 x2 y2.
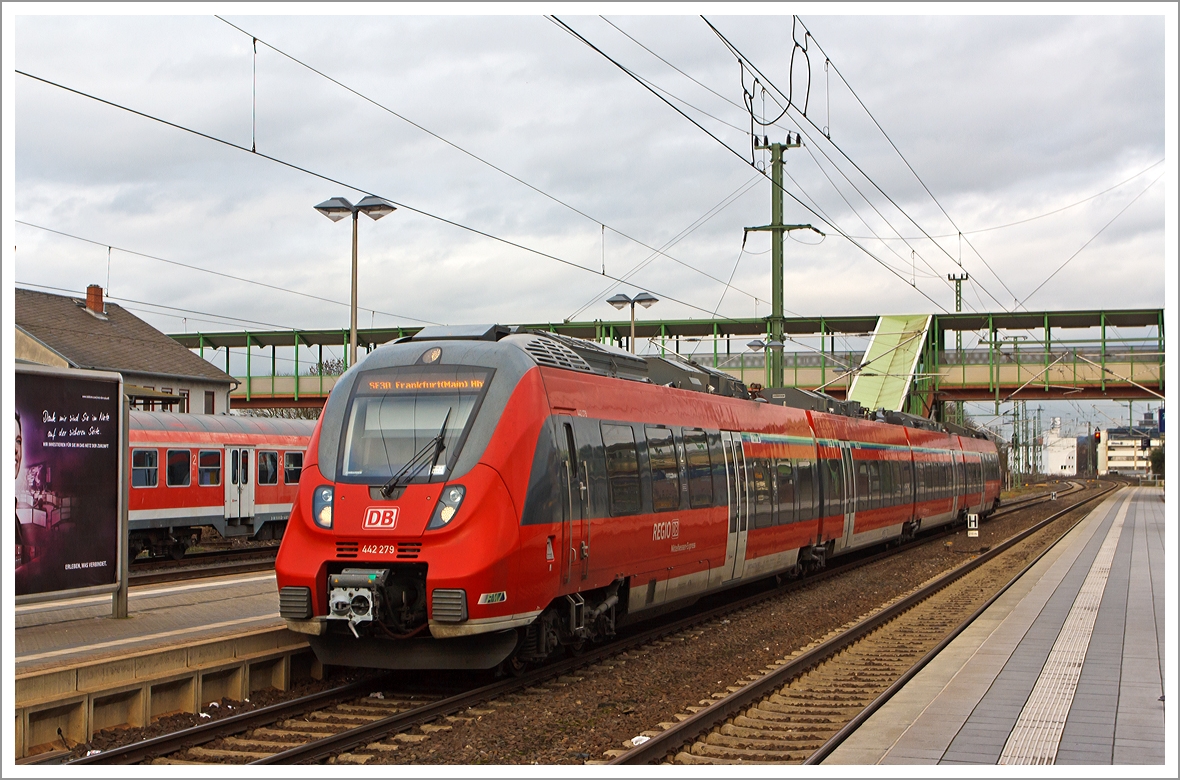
6 7 1173 432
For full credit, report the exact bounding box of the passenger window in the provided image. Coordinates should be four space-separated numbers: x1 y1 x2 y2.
826 458 844 509
776 460 796 523
751 460 773 528
198 450 222 486
284 451 303 484
645 426 680 512
258 451 279 485
602 423 641 516
797 460 815 521
166 449 191 487
132 449 158 488
683 429 713 509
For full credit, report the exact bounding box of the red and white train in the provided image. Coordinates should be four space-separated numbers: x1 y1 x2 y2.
275 326 1001 670
129 411 315 557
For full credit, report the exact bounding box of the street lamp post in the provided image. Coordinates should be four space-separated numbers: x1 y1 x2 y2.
607 292 659 354
315 195 397 367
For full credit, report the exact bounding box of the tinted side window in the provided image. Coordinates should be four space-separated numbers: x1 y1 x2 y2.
797 459 815 521
776 460 796 523
284 451 303 484
684 430 713 509
166 449 191 487
856 460 870 510
645 426 680 512
132 449 158 487
199 450 222 486
602 423 640 516
825 458 844 511
258 451 279 485
751 460 773 529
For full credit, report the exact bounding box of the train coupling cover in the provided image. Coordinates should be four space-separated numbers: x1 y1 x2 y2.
328 568 391 637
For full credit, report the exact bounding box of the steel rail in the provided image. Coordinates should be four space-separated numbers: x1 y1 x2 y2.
69 483 1080 765
610 481 1118 765
68 676 389 765
803 482 1120 764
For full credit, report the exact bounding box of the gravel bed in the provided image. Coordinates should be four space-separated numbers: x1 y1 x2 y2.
368 482 1104 765
63 668 374 761
74 480 1103 765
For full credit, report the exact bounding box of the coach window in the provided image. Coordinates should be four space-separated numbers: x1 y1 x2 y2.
776 460 796 523
683 430 713 509
602 423 641 516
132 449 158 488
796 460 815 521
855 460 870 511
258 451 279 486
751 460 773 528
645 426 680 512
166 449 191 487
825 459 844 513
198 450 222 486
284 451 304 484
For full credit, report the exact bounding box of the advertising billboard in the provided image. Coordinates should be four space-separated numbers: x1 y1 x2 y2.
15 366 123 598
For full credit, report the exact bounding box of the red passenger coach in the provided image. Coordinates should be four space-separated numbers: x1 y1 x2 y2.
275 326 1001 671
128 411 315 557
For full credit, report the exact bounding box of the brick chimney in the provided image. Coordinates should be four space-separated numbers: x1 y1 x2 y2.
86 284 104 314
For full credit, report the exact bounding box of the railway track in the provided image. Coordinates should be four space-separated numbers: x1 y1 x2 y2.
68 481 1099 765
609 480 1118 765
129 545 279 586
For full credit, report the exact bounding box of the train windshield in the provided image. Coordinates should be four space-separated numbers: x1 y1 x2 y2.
338 365 494 484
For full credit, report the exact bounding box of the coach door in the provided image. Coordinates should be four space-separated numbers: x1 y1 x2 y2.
839 442 857 550
224 446 256 520
722 431 749 582
556 418 588 583
949 451 961 519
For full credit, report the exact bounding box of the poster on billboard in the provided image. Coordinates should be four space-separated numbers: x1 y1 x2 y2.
15 365 123 598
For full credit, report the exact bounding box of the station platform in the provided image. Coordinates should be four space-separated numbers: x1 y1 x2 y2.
14 571 284 676
826 486 1167 766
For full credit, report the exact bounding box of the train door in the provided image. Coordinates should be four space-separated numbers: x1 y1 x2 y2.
556 417 588 583
721 431 749 582
224 446 256 519
839 442 856 549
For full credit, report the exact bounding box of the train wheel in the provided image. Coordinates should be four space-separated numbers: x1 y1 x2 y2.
169 541 187 561
499 653 530 678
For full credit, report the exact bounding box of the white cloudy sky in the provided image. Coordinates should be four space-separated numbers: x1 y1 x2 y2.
5 5 1175 434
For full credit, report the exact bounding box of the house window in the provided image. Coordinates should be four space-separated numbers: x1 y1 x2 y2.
132 449 158 487
204 391 215 414
284 451 303 484
178 389 190 413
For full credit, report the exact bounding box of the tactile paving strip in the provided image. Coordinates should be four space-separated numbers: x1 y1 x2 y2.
998 494 1131 764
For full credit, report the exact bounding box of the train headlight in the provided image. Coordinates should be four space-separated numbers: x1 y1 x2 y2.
313 485 334 529
427 484 466 529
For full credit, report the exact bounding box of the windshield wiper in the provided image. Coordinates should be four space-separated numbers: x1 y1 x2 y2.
380 408 451 498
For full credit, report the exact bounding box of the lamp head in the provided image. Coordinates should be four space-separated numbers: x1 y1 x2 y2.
606 293 631 310
356 195 397 220
315 197 354 222
633 292 659 309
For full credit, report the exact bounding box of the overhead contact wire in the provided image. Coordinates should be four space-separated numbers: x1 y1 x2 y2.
15 68 749 325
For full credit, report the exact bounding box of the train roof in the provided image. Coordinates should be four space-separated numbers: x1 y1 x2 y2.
130 410 317 437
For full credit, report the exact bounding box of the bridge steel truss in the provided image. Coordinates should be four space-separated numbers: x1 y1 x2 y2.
170 308 1163 412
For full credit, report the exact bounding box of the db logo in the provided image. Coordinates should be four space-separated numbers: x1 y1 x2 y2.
362 507 399 530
